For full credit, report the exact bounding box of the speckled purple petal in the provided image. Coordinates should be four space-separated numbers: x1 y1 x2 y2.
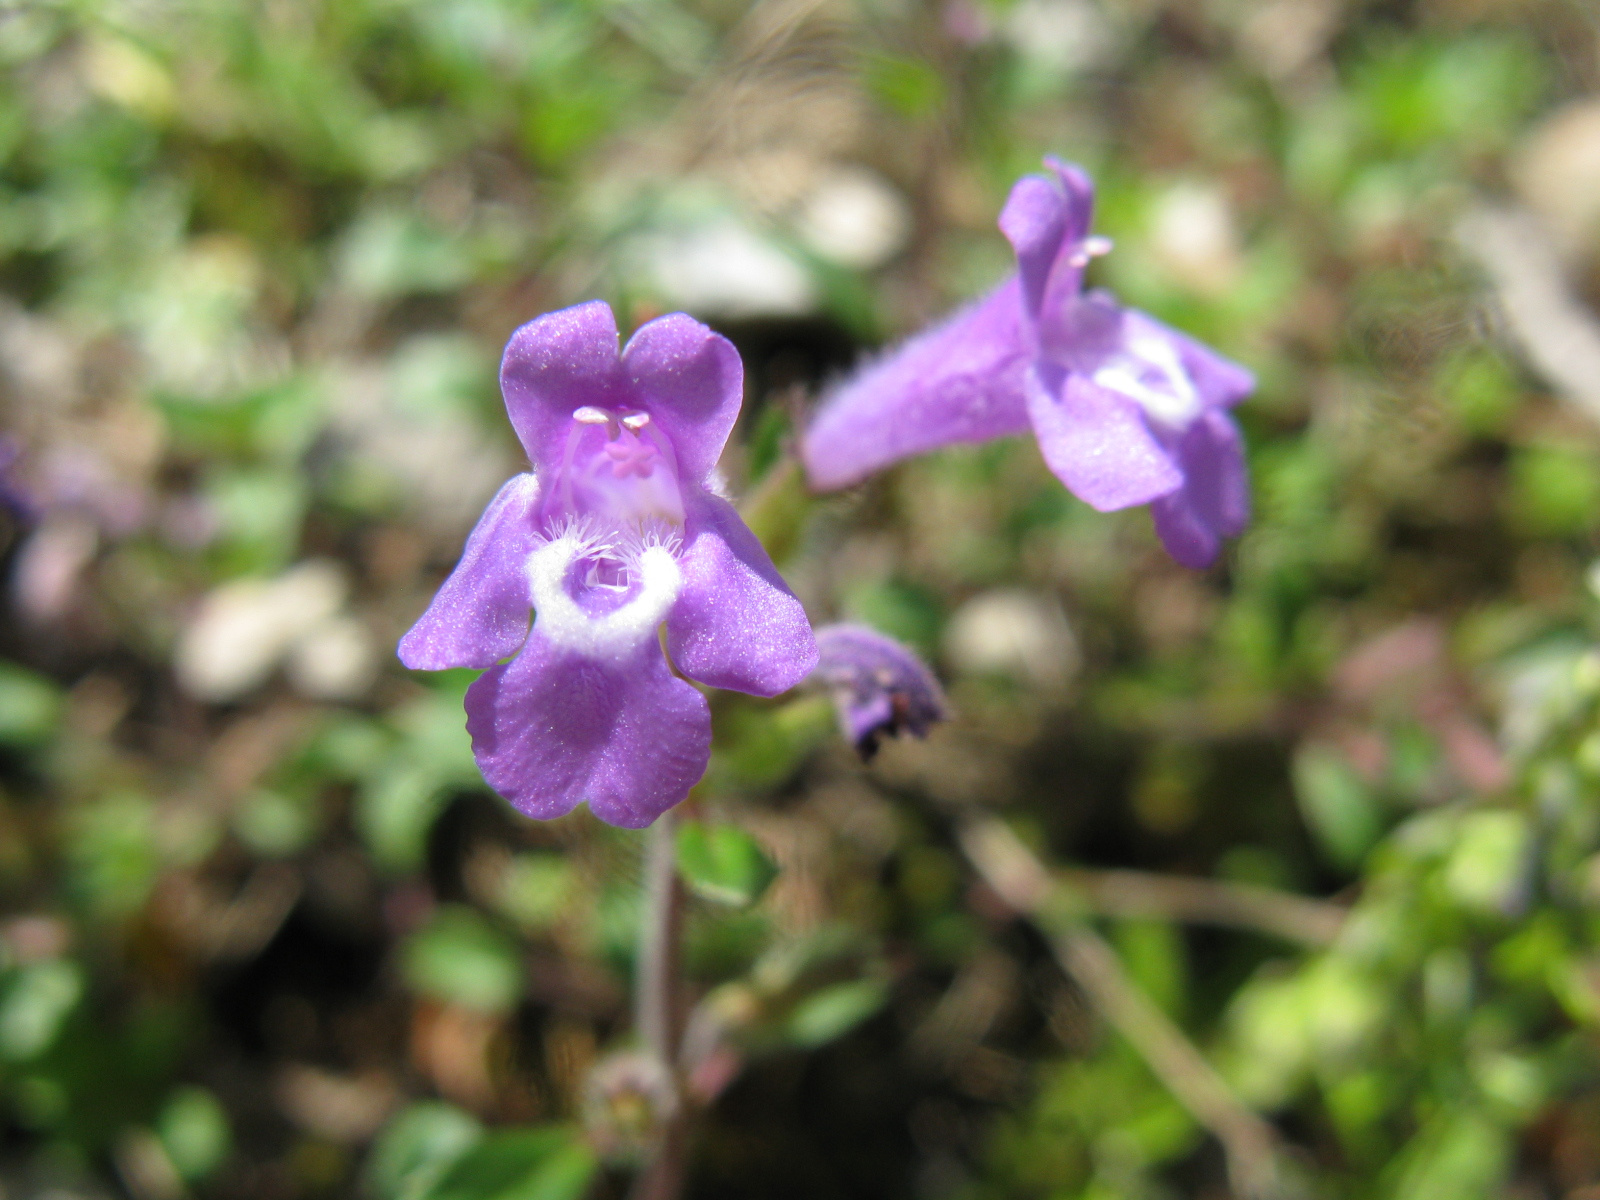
812 624 946 759
398 473 541 670
666 490 817 696
500 301 626 474
621 313 744 484
465 629 711 828
1024 367 1182 512
1150 408 1249 568
801 280 1032 491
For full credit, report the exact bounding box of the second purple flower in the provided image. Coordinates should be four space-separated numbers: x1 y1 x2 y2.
400 301 817 829
802 158 1254 569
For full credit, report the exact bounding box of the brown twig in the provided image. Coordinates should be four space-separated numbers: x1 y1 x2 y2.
1058 867 1344 946
958 817 1298 1200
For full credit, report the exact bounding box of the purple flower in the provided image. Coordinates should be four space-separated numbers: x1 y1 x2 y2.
802 158 1253 568
399 301 817 828
0 436 36 522
811 624 946 760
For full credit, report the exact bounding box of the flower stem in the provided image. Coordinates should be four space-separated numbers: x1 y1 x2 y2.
635 809 684 1061
630 810 690 1200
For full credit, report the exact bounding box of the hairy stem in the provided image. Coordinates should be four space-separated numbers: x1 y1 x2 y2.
635 810 684 1061
629 811 690 1200
958 816 1297 1200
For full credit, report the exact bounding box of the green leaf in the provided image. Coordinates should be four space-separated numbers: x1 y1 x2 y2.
1387 1108 1511 1200
233 788 318 857
157 1086 232 1181
711 695 835 791
358 764 455 873
676 820 778 908
842 579 942 657
786 978 888 1048
67 793 163 917
0 960 83 1061
1445 810 1529 914
424 1127 596 1200
205 468 308 574
864 54 944 119
402 907 523 1014
1293 744 1383 868
738 456 807 564
493 855 575 931
1507 442 1600 537
367 1102 484 1200
0 661 61 746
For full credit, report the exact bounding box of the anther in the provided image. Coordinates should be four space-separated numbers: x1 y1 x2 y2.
1067 236 1114 269
620 412 651 432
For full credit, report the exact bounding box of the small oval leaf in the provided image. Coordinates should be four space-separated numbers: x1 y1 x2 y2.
676 820 778 908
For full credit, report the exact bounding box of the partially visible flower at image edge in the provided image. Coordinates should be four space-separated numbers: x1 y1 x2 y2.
399 301 817 828
801 157 1253 568
0 436 36 522
811 624 946 760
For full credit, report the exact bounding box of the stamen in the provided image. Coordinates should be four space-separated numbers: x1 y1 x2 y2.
552 405 685 527
1067 236 1114 269
584 559 631 590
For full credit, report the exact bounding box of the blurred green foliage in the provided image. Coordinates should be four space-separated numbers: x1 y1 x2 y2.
3 0 1600 1197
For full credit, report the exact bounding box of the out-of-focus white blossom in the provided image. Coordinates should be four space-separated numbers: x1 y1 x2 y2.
175 560 352 702
794 166 910 270
943 588 1079 690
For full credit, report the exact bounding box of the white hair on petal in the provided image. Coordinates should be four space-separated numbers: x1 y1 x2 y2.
527 524 682 662
616 517 683 565
533 513 614 557
1092 332 1200 434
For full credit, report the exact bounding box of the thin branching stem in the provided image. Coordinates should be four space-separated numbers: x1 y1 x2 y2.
958 816 1299 1200
1057 866 1344 946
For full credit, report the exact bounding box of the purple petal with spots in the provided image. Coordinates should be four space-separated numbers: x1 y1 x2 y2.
666 491 817 696
1150 408 1250 569
621 313 744 483
801 280 1032 490
465 631 711 829
811 624 946 759
398 473 541 670
1024 367 1182 511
